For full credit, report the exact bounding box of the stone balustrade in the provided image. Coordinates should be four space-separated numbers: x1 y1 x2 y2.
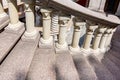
0 0 120 55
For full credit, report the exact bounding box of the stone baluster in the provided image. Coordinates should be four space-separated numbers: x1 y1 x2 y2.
83 21 98 50
5 0 24 31
99 27 113 51
92 25 107 50
40 7 53 44
8 0 18 24
51 10 59 35
105 27 117 48
56 15 70 49
70 18 86 52
22 1 38 40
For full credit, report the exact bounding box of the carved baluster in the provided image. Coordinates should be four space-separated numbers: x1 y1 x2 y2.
56 15 70 49
83 21 98 50
92 25 107 50
40 8 53 44
70 18 86 52
22 1 38 40
105 27 117 48
51 10 59 35
99 27 112 51
5 0 24 31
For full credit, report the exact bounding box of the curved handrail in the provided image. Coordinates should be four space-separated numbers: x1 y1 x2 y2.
39 0 120 27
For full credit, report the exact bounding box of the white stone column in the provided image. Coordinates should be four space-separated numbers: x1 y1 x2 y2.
56 15 70 49
99 28 112 50
92 26 107 50
40 8 52 44
83 21 98 50
22 1 38 39
105 28 117 47
5 0 24 31
70 18 86 52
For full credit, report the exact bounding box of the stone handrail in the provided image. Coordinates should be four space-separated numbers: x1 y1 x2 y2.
39 0 120 27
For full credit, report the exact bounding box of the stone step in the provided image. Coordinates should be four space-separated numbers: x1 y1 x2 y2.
0 35 39 80
108 50 120 61
0 26 24 63
88 55 116 80
107 53 120 70
102 53 120 80
0 14 9 30
26 48 56 80
72 53 98 80
56 51 79 80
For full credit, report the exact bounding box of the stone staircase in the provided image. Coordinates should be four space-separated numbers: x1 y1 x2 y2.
0 26 120 80
0 0 120 80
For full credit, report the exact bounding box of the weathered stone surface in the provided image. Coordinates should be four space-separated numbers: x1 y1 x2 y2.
56 51 79 80
0 35 39 80
0 14 9 30
88 55 116 80
26 48 56 80
72 53 98 80
102 52 120 80
0 26 24 63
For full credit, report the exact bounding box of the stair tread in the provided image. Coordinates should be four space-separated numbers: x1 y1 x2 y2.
88 55 116 80
0 30 23 63
0 37 39 80
26 48 56 80
56 51 79 80
102 53 120 80
73 53 98 80
106 53 120 69
0 15 9 30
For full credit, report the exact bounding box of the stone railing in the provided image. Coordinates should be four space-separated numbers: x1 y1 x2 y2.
0 0 120 55
37 0 120 54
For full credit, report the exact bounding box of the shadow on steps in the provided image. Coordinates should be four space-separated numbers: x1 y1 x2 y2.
88 55 116 80
55 51 79 80
26 48 56 80
102 50 120 80
72 53 98 80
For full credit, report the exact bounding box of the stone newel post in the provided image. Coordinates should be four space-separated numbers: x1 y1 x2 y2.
99 28 112 50
70 18 86 51
56 15 70 49
92 26 107 50
40 8 52 44
83 21 98 50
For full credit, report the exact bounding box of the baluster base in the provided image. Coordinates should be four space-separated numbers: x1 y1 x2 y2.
39 36 53 49
5 22 25 35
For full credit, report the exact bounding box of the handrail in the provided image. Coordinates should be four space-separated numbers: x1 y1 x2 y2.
39 0 120 27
